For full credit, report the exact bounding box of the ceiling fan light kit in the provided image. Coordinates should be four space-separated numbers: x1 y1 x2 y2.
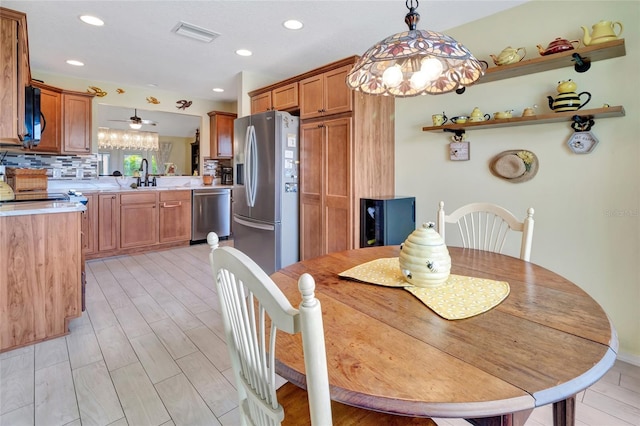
108 109 158 129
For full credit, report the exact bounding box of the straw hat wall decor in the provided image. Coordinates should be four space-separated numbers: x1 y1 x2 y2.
490 150 538 183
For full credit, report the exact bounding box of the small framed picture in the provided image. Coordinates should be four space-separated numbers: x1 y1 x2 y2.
449 141 470 161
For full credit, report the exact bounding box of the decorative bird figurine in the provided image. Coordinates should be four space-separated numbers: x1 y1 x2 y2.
146 96 160 104
116 88 125 94
176 100 192 110
87 86 107 97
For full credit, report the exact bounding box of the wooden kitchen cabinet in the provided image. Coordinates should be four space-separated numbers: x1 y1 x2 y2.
98 193 119 252
0 7 30 145
0 210 82 352
82 193 98 255
300 117 352 259
62 90 93 154
298 57 395 260
120 191 158 248
250 82 299 114
208 111 236 159
299 64 352 120
251 92 272 114
30 81 62 153
159 190 192 243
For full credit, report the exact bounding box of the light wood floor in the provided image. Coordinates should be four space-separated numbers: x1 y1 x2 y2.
1 243 638 426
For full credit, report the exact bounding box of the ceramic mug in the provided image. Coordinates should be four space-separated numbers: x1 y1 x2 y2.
432 113 448 126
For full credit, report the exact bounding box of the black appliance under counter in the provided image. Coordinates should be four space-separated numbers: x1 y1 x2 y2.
360 196 416 247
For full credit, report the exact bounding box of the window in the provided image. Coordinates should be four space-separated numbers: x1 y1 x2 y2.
123 154 143 176
97 153 110 175
97 149 159 176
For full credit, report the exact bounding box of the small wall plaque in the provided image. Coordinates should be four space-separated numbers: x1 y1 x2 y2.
449 141 470 161
567 131 599 154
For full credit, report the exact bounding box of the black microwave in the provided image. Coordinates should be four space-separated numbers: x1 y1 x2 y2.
23 85 42 145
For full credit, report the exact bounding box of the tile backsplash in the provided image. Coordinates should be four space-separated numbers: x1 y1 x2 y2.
0 152 98 179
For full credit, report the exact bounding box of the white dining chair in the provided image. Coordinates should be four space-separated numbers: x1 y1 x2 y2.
437 201 535 261
207 232 436 426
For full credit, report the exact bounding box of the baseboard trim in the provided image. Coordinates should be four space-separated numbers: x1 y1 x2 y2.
617 351 640 367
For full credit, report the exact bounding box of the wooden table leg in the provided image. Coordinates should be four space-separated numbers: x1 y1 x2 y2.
465 409 533 426
553 395 576 426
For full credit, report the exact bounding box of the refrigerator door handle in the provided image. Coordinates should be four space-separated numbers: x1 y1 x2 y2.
244 125 258 208
234 215 275 231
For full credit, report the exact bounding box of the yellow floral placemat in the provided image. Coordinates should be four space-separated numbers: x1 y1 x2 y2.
338 257 509 320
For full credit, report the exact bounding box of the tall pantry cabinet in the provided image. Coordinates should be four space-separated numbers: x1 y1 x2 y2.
298 57 395 260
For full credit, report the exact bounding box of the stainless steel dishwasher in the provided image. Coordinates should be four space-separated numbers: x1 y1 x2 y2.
191 188 231 242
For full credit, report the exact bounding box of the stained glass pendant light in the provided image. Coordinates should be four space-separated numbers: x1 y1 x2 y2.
346 0 485 96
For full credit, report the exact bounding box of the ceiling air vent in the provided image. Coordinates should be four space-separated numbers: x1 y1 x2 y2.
172 21 220 43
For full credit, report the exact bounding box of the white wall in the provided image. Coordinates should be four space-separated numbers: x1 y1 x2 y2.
395 0 639 361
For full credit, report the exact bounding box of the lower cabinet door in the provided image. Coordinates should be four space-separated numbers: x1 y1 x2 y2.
120 202 158 248
159 191 192 243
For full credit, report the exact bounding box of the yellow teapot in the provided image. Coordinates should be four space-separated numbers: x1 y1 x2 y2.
581 20 623 45
490 46 526 66
469 107 491 122
494 110 513 120
547 79 591 112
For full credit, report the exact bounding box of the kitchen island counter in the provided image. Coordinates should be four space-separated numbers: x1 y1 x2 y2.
0 203 84 352
0 200 86 217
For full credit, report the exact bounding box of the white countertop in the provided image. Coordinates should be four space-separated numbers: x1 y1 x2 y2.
47 177 232 193
0 201 86 217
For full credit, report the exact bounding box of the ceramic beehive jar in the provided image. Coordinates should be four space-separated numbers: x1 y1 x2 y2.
399 222 451 288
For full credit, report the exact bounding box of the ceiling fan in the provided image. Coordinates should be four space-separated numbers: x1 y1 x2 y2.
109 109 157 129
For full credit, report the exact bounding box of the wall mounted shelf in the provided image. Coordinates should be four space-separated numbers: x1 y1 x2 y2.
477 39 626 84
422 106 625 133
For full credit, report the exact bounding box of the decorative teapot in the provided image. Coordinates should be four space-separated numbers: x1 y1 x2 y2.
493 110 513 119
469 107 491 122
582 20 623 45
490 46 526 66
547 80 591 112
537 37 580 56
399 222 451 288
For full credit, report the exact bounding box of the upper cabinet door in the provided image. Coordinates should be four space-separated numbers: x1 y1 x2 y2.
62 91 93 154
209 111 236 159
299 74 324 120
271 82 298 111
0 9 30 145
323 65 352 117
300 64 353 120
251 92 272 114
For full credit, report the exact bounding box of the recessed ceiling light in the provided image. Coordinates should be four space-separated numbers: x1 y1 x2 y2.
66 60 84 66
147 83 158 87
236 49 252 57
283 20 303 30
212 88 224 93
79 15 104 26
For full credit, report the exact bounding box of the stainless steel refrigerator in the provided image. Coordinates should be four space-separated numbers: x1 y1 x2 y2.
232 110 299 275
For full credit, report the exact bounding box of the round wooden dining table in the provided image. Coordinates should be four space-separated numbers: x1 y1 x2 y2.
270 246 618 426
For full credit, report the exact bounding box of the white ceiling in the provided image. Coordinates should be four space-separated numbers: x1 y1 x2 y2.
3 0 527 104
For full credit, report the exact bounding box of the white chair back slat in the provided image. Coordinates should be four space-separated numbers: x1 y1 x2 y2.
208 232 334 426
437 201 535 261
